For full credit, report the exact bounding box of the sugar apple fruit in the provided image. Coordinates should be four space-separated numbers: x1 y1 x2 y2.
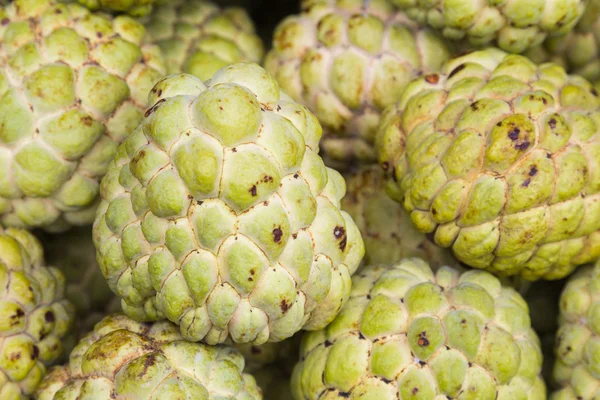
0 228 75 399
389 0 588 54
35 314 263 399
40 227 120 359
291 258 546 399
93 63 365 345
376 48 600 281
0 0 167 232
551 259 600 399
343 165 457 267
144 0 264 82
74 0 161 16
264 0 451 169
526 0 600 92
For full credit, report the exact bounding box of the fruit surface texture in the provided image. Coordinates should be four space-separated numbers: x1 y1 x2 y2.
144 0 264 82
291 258 546 399
389 0 588 53
0 228 74 399
0 0 166 231
265 0 451 167
36 314 263 399
93 64 364 345
376 48 600 280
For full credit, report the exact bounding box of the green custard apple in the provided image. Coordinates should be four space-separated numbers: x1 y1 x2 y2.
264 0 451 169
0 0 167 232
343 165 457 267
36 314 263 399
292 258 546 399
0 228 75 399
551 259 600 399
526 0 600 92
389 0 588 54
144 0 264 82
74 0 160 16
93 63 364 345
377 48 600 281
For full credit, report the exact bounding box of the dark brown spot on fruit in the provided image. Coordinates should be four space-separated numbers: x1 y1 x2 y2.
32 346 39 360
273 227 283 243
448 64 466 79
470 101 480 111
96 32 102 38
324 340 333 347
412 388 419 395
280 299 290 312
44 311 55 323
417 331 430 347
425 74 439 84
549 118 557 129
529 166 538 176
82 116 93 126
522 178 531 187
334 226 347 251
232 148 237 152
293 173 299 178
249 185 257 196
514 141 530 151
381 161 390 171
508 127 520 141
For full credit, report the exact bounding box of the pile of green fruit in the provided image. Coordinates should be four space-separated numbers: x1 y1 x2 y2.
0 0 599 399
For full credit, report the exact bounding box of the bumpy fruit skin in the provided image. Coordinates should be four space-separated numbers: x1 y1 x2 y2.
40 227 120 359
36 314 263 400
76 0 155 16
376 48 600 280
93 64 364 345
0 0 166 232
264 0 451 168
144 0 264 82
343 165 457 267
292 258 546 399
551 260 600 399
389 0 587 54
526 0 600 91
0 228 75 400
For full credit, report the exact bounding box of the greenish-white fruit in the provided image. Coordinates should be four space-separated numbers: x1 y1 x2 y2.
526 0 600 92
376 48 600 281
40 227 120 358
144 0 264 82
264 0 451 169
0 0 167 232
75 0 158 16
389 0 588 54
93 63 364 345
36 314 263 399
551 260 600 399
292 258 546 399
342 165 457 267
0 228 75 400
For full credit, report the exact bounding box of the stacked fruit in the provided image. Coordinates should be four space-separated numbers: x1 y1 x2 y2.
0 0 598 399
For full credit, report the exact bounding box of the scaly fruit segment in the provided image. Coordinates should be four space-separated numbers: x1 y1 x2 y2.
292 258 546 399
376 48 600 280
93 63 364 345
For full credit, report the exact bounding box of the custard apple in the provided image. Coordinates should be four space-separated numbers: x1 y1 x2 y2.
0 0 167 232
291 258 546 399
36 314 263 399
376 48 600 281
343 165 457 267
526 0 600 91
144 0 264 82
264 0 451 169
551 259 600 399
0 228 75 400
40 227 120 358
93 63 365 345
389 0 588 54
74 0 160 16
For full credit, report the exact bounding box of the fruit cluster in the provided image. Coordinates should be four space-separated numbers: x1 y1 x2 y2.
0 0 599 399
